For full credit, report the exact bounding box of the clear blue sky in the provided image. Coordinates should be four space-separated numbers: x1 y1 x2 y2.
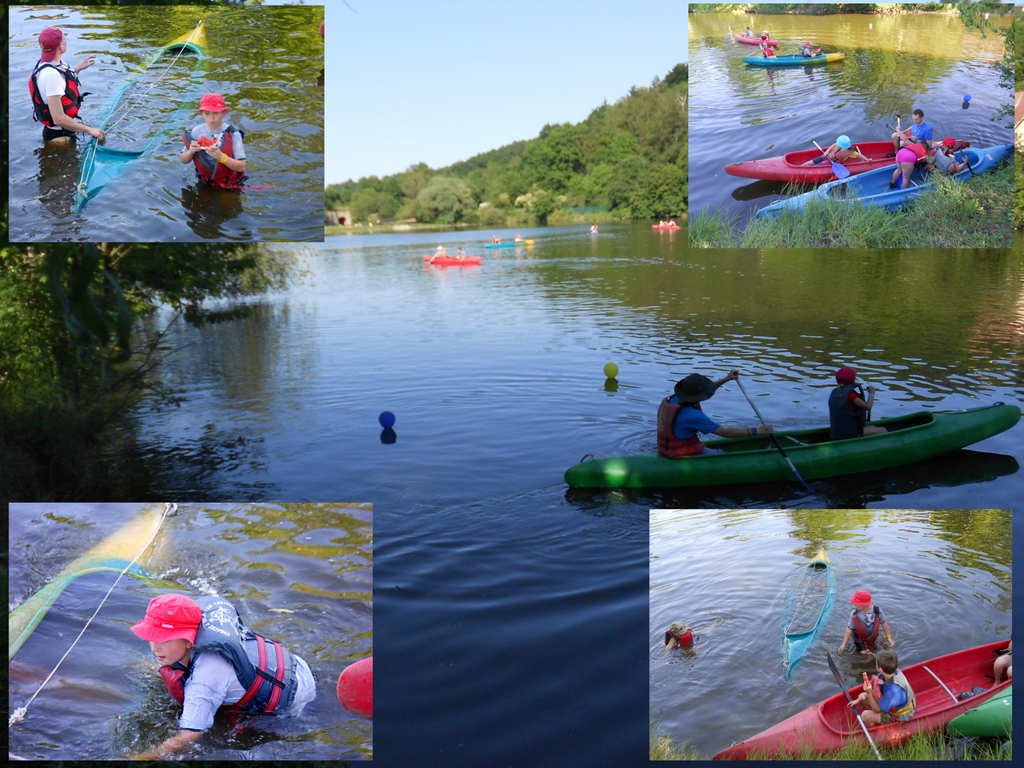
326 1 684 184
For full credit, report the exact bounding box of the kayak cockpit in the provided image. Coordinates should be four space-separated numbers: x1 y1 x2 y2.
707 411 935 454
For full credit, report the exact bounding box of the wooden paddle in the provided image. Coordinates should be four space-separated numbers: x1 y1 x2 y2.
812 140 851 179
826 651 883 760
735 376 816 495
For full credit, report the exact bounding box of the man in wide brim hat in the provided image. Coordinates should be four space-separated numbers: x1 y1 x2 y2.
657 369 774 458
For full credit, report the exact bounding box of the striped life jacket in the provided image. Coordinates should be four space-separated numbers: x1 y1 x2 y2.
159 596 297 715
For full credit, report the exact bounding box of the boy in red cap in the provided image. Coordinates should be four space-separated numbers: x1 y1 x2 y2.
130 593 316 759
837 590 894 657
828 366 887 440
28 26 105 145
180 93 248 188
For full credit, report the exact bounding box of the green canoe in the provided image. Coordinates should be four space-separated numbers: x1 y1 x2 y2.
782 548 835 680
564 403 1020 489
947 686 1011 738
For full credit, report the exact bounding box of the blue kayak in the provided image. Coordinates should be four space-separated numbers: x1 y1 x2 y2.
756 143 1013 218
484 240 532 248
782 548 835 680
744 53 845 67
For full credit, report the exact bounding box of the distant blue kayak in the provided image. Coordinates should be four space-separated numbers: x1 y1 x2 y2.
484 240 532 248
744 52 845 67
756 143 1013 217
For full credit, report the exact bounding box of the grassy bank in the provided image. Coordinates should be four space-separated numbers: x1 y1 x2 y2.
651 726 1010 761
691 162 1014 248
324 208 636 237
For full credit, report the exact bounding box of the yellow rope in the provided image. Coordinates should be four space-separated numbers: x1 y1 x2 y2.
8 503 178 727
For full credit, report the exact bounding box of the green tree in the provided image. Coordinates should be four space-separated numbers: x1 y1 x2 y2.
522 123 585 194
415 176 475 223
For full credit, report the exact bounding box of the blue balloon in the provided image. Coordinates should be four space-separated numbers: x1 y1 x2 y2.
378 411 396 428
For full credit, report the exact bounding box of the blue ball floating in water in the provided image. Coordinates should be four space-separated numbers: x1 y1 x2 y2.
963 94 971 102
378 411 396 429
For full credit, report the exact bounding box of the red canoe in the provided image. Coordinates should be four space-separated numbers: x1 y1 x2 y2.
735 33 779 47
713 640 1011 760
724 140 970 184
423 254 482 266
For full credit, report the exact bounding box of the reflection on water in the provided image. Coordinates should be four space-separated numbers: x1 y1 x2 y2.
650 508 1011 758
688 12 1012 217
108 235 1024 509
9 502 371 761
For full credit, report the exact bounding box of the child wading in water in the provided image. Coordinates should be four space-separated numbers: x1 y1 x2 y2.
837 589 893 656
128 594 316 759
180 93 248 188
847 649 917 725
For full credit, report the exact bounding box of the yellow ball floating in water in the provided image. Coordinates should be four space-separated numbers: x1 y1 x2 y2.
603 362 619 379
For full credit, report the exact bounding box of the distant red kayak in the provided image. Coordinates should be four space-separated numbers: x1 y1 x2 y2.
713 640 1010 760
423 255 482 266
724 140 970 184
735 33 779 47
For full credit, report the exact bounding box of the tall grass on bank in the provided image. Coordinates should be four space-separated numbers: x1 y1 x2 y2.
691 162 1014 248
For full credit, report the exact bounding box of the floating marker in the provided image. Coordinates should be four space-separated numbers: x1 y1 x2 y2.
378 411 395 429
603 362 619 379
337 657 373 718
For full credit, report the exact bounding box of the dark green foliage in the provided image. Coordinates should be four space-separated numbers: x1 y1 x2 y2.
326 64 687 225
0 240 295 499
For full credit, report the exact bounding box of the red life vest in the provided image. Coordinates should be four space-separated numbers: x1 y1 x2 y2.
851 606 881 650
183 126 248 189
29 61 84 127
657 398 705 458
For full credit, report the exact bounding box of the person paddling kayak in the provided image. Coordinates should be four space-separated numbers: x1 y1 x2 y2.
759 34 775 58
800 40 822 57
828 367 887 439
800 135 867 167
657 371 774 458
28 27 104 145
129 594 316 759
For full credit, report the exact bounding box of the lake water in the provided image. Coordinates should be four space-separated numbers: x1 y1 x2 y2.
8 5 323 242
650 508 1012 758
49 226 1021 763
687 12 1012 219
8 502 372 761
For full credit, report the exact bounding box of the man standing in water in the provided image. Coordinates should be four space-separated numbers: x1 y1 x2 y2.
129 594 317 759
28 27 105 145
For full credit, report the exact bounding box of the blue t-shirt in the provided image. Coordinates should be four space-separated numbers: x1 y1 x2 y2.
666 395 721 439
908 121 933 143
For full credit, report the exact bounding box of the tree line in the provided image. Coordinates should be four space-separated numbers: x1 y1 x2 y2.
326 64 686 227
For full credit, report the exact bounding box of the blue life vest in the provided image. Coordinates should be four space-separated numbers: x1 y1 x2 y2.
161 596 297 715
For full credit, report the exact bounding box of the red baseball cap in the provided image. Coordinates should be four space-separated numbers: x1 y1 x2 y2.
942 137 957 147
850 590 873 605
38 27 63 62
835 366 857 384
195 93 229 113
131 594 202 643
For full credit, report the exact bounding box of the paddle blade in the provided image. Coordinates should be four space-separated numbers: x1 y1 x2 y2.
826 651 849 694
832 162 851 179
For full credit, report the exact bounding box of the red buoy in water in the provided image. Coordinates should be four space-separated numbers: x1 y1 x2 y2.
337 656 372 718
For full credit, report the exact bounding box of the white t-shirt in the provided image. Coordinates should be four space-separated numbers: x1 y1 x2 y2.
177 652 317 731
36 63 72 100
